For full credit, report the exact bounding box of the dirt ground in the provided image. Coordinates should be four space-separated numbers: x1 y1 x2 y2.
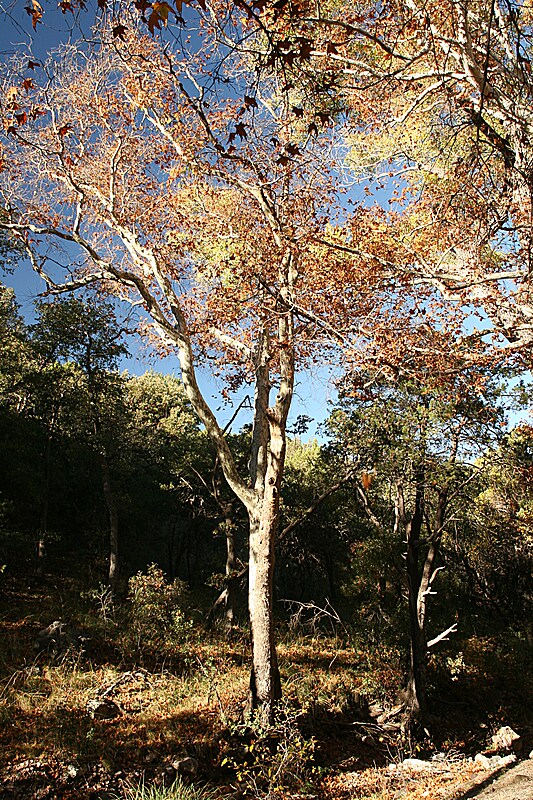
457 757 533 800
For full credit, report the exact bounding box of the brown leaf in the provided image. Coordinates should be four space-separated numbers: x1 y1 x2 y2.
147 1 174 33
297 37 312 60
112 24 127 40
58 123 73 137
234 122 247 140
25 0 43 29
58 0 74 13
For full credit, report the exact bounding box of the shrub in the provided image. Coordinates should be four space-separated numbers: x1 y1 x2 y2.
222 702 316 799
126 564 190 656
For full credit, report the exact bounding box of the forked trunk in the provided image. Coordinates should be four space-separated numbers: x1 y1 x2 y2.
405 575 427 721
403 479 450 728
399 471 427 725
405 520 427 722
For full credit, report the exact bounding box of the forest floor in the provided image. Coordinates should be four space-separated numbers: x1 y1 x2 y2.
0 574 531 800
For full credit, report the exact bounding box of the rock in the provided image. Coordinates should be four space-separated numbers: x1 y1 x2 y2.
86 698 122 720
499 754 518 767
491 725 522 752
171 756 199 779
368 702 384 719
529 750 533 759
34 620 89 661
389 758 441 773
475 752 517 770
475 753 493 770
65 764 79 779
162 766 177 787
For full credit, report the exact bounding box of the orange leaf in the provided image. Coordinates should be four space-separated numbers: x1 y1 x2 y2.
25 0 43 29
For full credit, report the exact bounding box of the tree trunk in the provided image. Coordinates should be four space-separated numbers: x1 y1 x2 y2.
402 475 451 728
248 505 282 724
99 450 119 592
36 432 52 578
404 503 427 721
223 501 237 633
398 471 427 724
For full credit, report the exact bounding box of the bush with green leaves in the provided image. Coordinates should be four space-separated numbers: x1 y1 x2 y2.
126 564 190 656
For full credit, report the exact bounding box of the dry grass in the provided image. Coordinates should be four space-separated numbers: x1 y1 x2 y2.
0 575 531 800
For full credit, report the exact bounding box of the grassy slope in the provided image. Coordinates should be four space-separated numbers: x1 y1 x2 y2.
0 575 531 800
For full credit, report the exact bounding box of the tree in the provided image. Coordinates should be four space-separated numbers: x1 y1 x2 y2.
31 297 128 588
450 425 533 641
0 2 466 718
0 283 30 404
0 22 343 721
325 368 506 726
123 370 220 585
305 0 533 358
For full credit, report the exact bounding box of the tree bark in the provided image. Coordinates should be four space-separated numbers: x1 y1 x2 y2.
248 503 282 723
401 457 453 728
223 501 237 633
401 472 427 722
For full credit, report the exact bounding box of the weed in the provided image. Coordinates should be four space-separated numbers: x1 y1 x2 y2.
81 582 116 628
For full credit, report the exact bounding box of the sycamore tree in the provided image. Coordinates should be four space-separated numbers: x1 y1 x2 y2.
182 0 533 365
0 11 423 719
8 0 533 354
451 424 533 639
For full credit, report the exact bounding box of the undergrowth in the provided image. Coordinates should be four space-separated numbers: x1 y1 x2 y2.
0 573 531 800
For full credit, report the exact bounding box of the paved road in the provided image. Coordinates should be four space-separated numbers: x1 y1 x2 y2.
459 758 533 800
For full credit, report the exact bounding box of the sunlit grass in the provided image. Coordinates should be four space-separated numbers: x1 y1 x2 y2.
1 575 531 800
118 777 219 800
